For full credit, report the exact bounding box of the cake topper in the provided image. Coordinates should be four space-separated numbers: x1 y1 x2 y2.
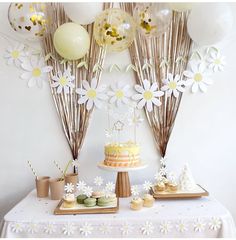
113 120 124 143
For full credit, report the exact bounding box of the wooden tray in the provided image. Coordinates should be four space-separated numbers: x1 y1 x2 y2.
54 198 119 215
150 184 209 199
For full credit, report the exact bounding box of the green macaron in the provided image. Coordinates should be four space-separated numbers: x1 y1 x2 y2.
84 197 96 207
97 197 111 207
77 194 87 204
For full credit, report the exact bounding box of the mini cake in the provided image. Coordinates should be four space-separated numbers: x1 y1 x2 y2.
104 141 141 167
63 194 76 208
143 194 155 207
130 197 143 210
97 197 112 207
92 191 105 199
168 182 178 192
155 182 166 192
84 197 96 207
77 194 87 204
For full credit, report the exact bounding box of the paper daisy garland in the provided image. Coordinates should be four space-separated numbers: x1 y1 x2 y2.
132 79 164 112
141 221 155 235
208 217 222 231
76 78 107 110
107 82 131 108
27 223 38 234
207 51 226 72
21 56 53 88
176 221 188 233
161 73 185 98
51 68 75 94
62 223 76 236
159 221 172 234
184 63 213 93
193 218 206 232
44 223 56 235
10 222 24 233
99 223 112 234
4 43 26 67
79 222 93 237
120 222 133 236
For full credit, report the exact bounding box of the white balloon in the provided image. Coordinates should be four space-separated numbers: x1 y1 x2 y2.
187 3 233 46
63 3 103 25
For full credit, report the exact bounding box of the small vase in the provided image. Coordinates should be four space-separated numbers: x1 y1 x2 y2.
49 178 65 200
35 176 50 198
65 173 78 187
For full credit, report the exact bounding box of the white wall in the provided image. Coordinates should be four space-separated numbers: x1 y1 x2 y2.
0 2 236 222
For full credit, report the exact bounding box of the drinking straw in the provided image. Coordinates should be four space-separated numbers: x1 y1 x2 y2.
27 160 38 179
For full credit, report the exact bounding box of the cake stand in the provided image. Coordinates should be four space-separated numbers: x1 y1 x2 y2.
98 161 147 198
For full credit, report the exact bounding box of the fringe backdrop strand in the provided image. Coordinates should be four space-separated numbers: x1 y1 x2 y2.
120 3 192 168
42 3 112 173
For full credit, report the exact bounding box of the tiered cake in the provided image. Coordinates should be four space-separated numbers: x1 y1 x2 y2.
104 141 141 167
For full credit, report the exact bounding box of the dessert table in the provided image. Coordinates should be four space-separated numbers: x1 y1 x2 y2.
1 190 236 238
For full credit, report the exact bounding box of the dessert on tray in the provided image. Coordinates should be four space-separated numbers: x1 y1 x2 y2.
104 141 141 167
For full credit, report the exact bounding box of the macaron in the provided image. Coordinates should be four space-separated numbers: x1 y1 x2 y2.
92 191 105 199
84 197 96 207
107 193 117 205
97 197 112 207
77 194 87 204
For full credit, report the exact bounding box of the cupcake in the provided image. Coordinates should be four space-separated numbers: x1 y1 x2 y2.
155 182 166 192
97 197 112 207
143 194 155 207
92 191 105 199
168 182 178 192
84 197 96 207
130 197 143 210
77 194 87 204
63 194 76 208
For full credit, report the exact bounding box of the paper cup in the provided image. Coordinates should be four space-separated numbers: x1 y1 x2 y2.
49 178 65 200
65 173 78 186
35 176 50 198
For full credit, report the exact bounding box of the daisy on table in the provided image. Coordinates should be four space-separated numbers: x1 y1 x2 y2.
21 56 52 88
183 63 213 93
76 78 107 110
132 79 164 112
4 43 26 67
207 51 226 72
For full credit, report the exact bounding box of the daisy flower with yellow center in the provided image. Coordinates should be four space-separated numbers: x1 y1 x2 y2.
4 43 26 67
132 79 164 112
207 51 226 72
161 73 185 98
183 63 213 93
21 56 52 88
76 78 107 110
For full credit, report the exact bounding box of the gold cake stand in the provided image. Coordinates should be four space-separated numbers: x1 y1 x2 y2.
98 161 147 198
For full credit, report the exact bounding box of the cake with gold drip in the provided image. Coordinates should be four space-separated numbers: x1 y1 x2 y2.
104 141 141 167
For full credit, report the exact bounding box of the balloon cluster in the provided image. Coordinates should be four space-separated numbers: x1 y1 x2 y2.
8 2 234 59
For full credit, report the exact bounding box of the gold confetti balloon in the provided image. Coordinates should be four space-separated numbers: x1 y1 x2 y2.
133 3 172 38
94 8 136 52
8 3 48 40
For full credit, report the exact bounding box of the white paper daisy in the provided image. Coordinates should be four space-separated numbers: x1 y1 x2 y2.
105 182 115 192
193 218 206 232
107 82 131 108
159 221 172 234
21 56 53 88
131 185 140 197
120 222 133 236
132 79 164 112
79 222 93 237
128 112 144 127
83 186 93 197
99 223 112 234
176 220 188 233
4 43 26 67
161 73 185 98
76 78 107 110
209 217 222 231
207 51 226 72
94 176 104 186
10 222 24 233
183 63 213 93
77 180 86 191
51 68 75 94
27 223 38 234
62 223 76 236
44 223 56 234
64 183 74 193
141 221 155 235
143 181 153 192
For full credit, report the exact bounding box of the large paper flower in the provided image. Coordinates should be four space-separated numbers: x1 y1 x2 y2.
4 43 26 67
207 51 226 72
161 73 185 98
183 64 213 93
76 78 107 110
51 68 75 93
132 79 164 112
21 56 53 88
107 82 131 108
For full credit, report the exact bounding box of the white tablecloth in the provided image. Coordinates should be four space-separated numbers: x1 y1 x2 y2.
1 190 236 238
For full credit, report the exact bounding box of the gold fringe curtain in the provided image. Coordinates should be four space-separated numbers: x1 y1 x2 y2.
120 3 192 161
42 3 111 171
